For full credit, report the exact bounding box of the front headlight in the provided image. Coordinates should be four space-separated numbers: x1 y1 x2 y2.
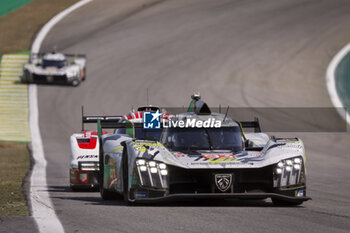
273 156 305 188
135 159 168 189
66 70 77 78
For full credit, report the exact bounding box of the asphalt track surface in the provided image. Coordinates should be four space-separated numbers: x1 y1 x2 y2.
18 0 350 232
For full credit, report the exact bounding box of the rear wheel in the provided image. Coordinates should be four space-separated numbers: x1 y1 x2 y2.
70 185 80 192
82 67 86 81
99 147 115 200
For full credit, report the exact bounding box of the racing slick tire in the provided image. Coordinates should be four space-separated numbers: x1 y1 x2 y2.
20 75 26 83
99 146 115 200
71 78 81 87
21 70 30 83
70 185 81 192
272 198 303 206
122 147 133 205
82 67 86 81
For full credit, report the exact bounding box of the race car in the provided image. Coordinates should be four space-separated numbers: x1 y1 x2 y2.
70 128 112 191
70 106 169 191
21 52 86 86
97 94 311 206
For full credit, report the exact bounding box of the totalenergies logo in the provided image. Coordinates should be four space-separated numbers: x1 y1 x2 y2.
195 153 238 164
202 154 236 159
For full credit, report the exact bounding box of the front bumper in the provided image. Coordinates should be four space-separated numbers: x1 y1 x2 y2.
131 164 310 204
25 73 75 84
133 193 311 203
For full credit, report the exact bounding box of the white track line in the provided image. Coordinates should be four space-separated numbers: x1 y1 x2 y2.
326 43 350 128
28 1 93 233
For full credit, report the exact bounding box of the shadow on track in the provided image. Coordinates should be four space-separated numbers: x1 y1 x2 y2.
47 186 304 208
47 185 98 193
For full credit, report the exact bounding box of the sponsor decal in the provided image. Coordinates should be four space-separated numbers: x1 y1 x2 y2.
70 169 77 181
192 151 265 164
132 142 164 153
173 152 185 157
214 174 233 192
163 118 221 128
79 173 88 183
195 153 239 164
296 190 304 197
143 111 222 129
143 111 161 129
135 192 148 198
202 154 236 159
76 155 98 159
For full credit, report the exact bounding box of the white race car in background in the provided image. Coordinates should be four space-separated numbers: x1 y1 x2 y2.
22 52 86 86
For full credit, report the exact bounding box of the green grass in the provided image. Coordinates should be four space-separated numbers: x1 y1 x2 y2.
0 142 30 217
0 0 79 56
0 0 34 18
0 0 79 217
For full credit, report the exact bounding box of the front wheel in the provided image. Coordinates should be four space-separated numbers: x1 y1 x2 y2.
20 76 26 83
99 149 115 200
122 147 133 205
21 70 30 83
71 78 80 87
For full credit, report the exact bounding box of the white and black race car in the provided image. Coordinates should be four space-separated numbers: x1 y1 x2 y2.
22 52 86 86
95 95 311 206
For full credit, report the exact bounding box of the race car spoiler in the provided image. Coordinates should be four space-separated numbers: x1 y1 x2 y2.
81 106 123 130
82 116 123 130
30 53 86 61
240 117 261 133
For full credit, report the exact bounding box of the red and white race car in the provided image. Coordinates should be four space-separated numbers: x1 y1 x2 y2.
70 130 109 191
69 106 170 191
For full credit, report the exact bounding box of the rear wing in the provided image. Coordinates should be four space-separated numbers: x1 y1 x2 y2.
81 106 122 131
81 106 149 142
239 117 261 133
29 53 86 62
82 116 123 130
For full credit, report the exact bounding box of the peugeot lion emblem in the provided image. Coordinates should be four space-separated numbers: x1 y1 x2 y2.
215 174 232 192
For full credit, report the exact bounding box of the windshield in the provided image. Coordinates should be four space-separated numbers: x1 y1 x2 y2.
115 128 162 141
161 126 242 152
42 59 65 68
